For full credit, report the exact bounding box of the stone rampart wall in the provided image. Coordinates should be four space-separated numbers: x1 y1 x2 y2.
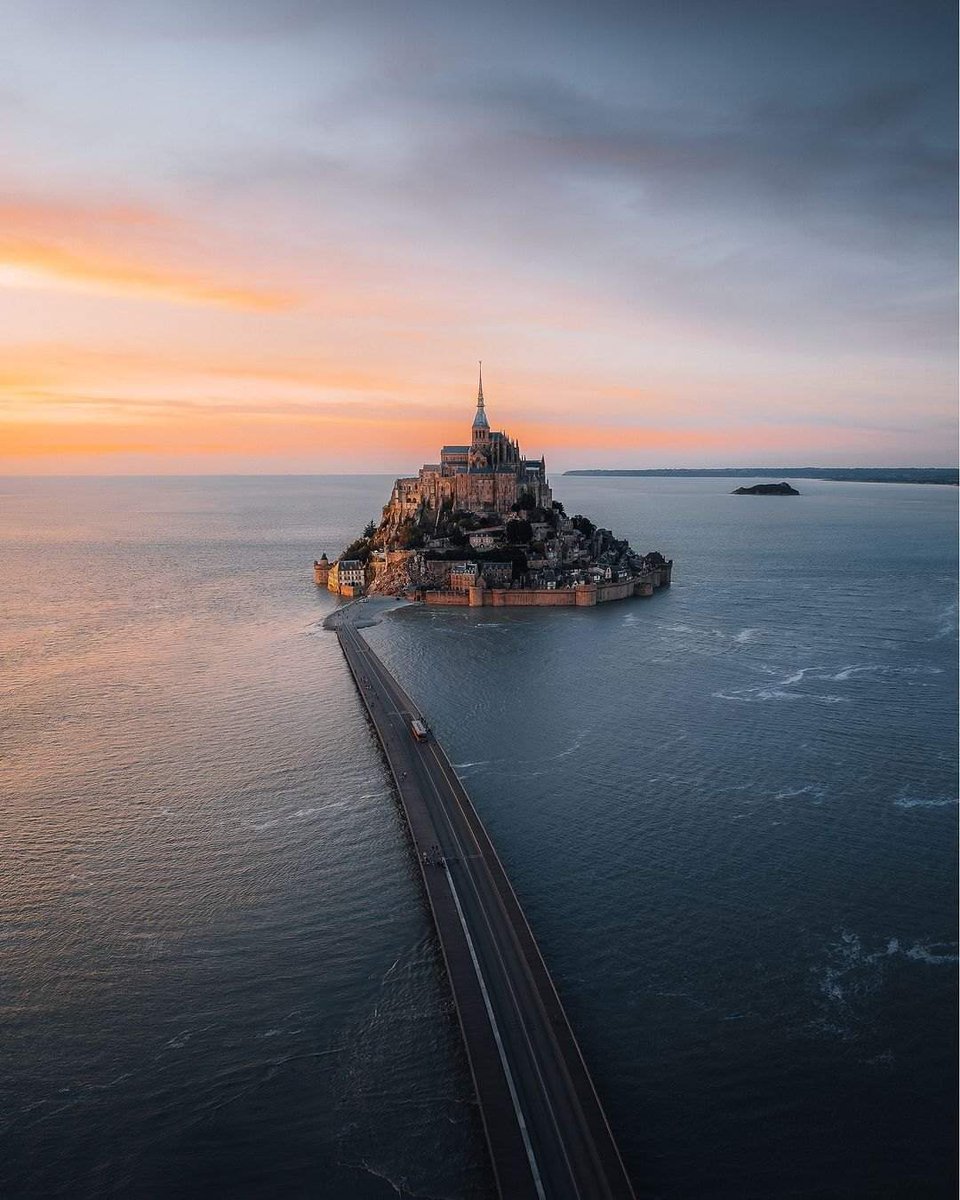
424 590 470 605
416 570 670 609
596 577 638 603
483 587 582 607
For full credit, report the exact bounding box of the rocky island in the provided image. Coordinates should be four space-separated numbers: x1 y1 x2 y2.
315 370 672 607
732 481 799 495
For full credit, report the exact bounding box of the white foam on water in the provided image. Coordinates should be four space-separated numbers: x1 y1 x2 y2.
773 784 828 804
552 738 586 760
731 663 942 699
815 930 958 1038
825 664 867 681
866 1050 896 1068
904 942 959 965
894 795 958 809
714 686 847 704
713 661 856 704
353 1159 406 1195
820 974 846 1003
932 600 958 640
733 628 759 643
813 930 891 1039
780 669 807 686
819 663 943 681
507 733 589 766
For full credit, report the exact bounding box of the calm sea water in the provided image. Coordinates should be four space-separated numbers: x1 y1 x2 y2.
1 475 956 1199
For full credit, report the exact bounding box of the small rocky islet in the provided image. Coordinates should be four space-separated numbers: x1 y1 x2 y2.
732 481 800 495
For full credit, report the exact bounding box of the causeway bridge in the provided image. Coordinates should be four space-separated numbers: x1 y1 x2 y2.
333 603 635 1200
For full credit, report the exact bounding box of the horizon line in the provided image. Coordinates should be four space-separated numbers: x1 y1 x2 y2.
1 464 958 481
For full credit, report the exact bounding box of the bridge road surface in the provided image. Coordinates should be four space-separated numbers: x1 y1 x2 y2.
333 604 636 1200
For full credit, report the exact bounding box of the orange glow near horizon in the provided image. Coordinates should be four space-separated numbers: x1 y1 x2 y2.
0 392 915 473
0 195 300 317
0 238 296 311
0 199 953 473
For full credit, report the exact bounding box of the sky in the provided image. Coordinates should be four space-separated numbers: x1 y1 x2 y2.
1 0 956 474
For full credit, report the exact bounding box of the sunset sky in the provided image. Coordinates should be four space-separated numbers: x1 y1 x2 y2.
2 0 956 474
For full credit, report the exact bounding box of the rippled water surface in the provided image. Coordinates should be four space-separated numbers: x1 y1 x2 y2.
1 475 956 1198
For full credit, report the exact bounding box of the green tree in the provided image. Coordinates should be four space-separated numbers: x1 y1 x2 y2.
363 519 377 539
510 552 528 582
506 518 533 544
396 520 425 550
341 538 371 562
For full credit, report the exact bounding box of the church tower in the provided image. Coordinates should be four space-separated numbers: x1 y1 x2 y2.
472 362 490 445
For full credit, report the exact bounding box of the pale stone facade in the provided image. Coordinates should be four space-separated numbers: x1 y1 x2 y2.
326 557 365 596
468 529 503 550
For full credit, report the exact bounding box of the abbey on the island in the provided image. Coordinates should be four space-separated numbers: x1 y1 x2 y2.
382 367 552 527
314 367 673 606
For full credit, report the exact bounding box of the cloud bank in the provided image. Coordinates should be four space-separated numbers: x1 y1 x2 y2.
1 0 955 471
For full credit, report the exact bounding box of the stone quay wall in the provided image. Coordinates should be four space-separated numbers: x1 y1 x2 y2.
418 562 672 609
595 577 637 603
318 558 671 606
471 586 591 607
421 584 584 607
424 590 471 606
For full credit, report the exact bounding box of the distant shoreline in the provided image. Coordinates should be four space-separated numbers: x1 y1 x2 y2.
563 467 958 486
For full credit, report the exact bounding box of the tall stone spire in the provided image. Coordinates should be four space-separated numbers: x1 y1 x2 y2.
472 361 489 435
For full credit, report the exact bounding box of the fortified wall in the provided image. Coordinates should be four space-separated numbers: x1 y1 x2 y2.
422 561 671 607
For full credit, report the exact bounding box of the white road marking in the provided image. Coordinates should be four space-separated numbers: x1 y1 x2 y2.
421 751 580 1194
445 867 547 1200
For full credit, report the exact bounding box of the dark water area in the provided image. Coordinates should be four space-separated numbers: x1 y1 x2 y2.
1 475 956 1198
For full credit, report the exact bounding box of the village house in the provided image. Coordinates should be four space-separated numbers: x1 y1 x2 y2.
468 528 504 550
